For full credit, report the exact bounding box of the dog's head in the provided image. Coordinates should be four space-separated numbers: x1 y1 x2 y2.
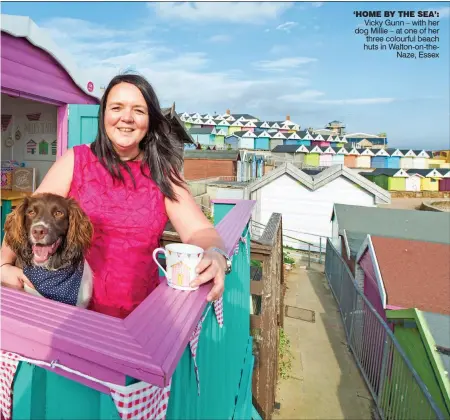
4 193 93 268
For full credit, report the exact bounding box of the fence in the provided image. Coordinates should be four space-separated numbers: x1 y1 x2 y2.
250 213 284 420
325 239 445 420
251 219 328 267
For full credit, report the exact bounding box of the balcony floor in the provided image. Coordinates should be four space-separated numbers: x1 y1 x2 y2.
273 262 374 419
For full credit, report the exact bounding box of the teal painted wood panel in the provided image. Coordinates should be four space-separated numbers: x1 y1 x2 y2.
233 337 254 420
12 362 120 420
68 104 100 148
166 224 252 419
213 203 235 226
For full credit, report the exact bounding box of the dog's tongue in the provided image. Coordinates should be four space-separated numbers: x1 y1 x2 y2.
32 245 53 263
32 239 61 263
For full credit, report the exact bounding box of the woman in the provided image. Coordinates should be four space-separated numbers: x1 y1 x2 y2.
1 74 228 318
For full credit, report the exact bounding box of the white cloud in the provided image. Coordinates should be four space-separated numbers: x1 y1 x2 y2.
278 90 325 102
150 2 294 24
38 17 315 114
208 34 231 43
255 57 318 71
276 21 298 33
310 2 324 8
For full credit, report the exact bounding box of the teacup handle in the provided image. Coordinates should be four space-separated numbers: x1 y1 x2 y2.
153 248 169 278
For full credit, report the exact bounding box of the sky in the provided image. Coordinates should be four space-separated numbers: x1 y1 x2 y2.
2 1 449 149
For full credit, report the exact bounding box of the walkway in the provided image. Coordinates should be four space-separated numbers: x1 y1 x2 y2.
273 262 374 420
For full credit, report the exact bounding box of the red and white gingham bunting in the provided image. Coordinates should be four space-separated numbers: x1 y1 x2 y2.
0 350 171 420
0 352 20 420
110 379 171 420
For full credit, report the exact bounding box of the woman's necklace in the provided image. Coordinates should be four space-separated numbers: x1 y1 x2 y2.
121 151 142 162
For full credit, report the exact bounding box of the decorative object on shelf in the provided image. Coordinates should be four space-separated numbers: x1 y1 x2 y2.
14 129 21 141
4 136 14 147
12 167 36 192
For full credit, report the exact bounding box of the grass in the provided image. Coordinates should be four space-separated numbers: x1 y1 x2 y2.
283 250 296 265
278 327 293 379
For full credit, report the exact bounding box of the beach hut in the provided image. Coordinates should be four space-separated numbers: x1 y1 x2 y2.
371 148 390 168
201 118 217 129
213 128 227 149
331 147 347 165
224 134 239 150
1 14 99 185
439 173 450 191
228 120 244 135
254 131 271 150
311 133 330 148
270 131 286 145
364 168 409 191
400 149 416 169
355 148 374 168
242 120 256 132
407 168 443 192
412 150 430 169
189 127 215 146
319 146 335 167
386 309 450 418
405 173 423 192
334 135 347 148
344 147 359 168
297 130 313 146
304 145 322 166
284 131 302 146
215 120 230 136
385 148 403 168
236 130 256 149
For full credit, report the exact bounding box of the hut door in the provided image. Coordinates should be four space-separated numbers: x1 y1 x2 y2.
68 104 100 148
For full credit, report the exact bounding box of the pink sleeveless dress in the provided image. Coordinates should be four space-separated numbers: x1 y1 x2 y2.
68 145 168 318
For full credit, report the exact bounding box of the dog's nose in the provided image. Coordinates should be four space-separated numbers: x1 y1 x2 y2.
31 225 48 240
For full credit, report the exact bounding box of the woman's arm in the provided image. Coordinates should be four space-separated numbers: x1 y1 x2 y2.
34 148 75 196
165 181 225 250
165 181 227 301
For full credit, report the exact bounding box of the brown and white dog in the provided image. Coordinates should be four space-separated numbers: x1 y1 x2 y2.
4 193 94 308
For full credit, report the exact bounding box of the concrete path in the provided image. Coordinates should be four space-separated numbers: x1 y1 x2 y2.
273 263 374 420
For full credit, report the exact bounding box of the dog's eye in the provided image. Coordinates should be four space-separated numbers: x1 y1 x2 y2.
27 210 36 217
54 211 64 218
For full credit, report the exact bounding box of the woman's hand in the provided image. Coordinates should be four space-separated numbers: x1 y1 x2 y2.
1 264 34 291
190 248 227 302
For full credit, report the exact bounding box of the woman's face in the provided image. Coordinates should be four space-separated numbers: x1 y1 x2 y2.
104 82 149 157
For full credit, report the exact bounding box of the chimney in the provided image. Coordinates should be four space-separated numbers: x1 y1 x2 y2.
226 109 231 115
286 114 290 121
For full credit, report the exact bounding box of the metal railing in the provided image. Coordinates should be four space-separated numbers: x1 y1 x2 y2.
324 239 445 420
250 220 328 267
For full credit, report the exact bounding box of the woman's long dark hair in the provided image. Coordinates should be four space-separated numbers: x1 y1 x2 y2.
90 73 186 201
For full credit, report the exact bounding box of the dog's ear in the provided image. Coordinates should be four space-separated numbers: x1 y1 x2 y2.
4 197 29 254
61 198 93 263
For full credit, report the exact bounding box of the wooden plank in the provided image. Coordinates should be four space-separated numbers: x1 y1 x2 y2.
251 281 263 295
250 315 261 329
251 213 283 420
